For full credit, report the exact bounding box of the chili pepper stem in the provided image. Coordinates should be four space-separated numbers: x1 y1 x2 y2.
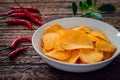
37 9 47 22
14 0 24 10
0 15 11 19
0 20 7 24
0 46 10 51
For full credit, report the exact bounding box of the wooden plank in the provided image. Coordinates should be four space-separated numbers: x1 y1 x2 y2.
0 62 120 79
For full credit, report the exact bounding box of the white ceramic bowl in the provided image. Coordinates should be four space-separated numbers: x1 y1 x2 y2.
32 17 120 72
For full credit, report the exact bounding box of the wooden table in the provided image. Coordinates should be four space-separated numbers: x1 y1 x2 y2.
0 0 120 80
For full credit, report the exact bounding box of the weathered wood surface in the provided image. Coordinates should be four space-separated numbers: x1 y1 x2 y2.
0 0 120 80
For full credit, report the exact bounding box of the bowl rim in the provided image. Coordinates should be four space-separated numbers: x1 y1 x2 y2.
32 17 120 66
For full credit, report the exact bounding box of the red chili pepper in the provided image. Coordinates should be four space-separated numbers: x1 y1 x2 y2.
12 0 43 26
1 13 42 19
0 19 32 30
12 13 42 19
2 7 41 16
30 13 42 19
0 37 31 51
2 9 24 16
10 6 39 12
8 47 28 59
0 47 28 62
10 36 32 48
24 10 43 26
7 47 28 60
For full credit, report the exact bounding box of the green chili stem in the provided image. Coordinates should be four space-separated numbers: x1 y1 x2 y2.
0 46 10 51
1 15 11 19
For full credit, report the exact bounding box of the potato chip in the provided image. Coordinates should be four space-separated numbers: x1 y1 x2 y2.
41 47 48 54
54 39 65 51
41 32 60 51
59 30 93 50
72 26 91 34
102 52 114 60
96 39 116 52
79 26 91 34
67 49 80 64
44 24 65 35
45 50 71 60
87 34 99 42
91 30 110 42
79 49 103 64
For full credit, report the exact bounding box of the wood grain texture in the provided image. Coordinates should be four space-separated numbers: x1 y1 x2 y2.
0 0 120 80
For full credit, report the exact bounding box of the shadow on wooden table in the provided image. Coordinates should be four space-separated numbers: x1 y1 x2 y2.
47 58 120 80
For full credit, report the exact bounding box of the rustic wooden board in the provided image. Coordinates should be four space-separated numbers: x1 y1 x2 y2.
0 0 120 80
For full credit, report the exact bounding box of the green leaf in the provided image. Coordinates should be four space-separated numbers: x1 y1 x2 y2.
83 13 91 17
98 4 115 13
83 12 102 20
79 1 88 11
90 12 102 20
86 0 92 6
72 2 78 16
94 0 98 7
79 1 84 10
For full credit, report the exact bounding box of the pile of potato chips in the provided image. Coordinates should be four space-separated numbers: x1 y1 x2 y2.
41 24 117 64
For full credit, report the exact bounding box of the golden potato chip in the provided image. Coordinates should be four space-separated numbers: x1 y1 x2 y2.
102 52 114 60
59 30 93 50
72 26 91 34
91 30 110 42
45 50 71 60
87 34 99 42
44 24 65 35
54 39 65 51
79 49 103 64
41 32 60 51
67 49 80 64
96 40 116 52
79 26 91 34
41 47 48 54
